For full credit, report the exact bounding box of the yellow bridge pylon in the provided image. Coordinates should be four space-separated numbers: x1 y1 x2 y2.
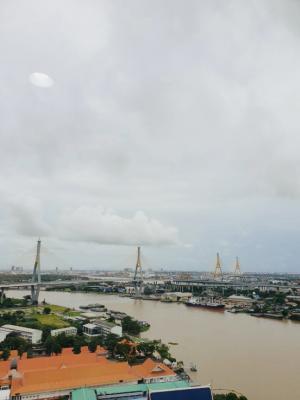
234 256 241 275
213 252 223 279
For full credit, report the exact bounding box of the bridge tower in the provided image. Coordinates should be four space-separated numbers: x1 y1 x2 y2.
133 246 143 297
213 252 223 279
31 239 41 304
234 256 241 276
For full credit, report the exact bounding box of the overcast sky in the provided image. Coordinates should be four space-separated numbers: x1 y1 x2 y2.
1 1 300 272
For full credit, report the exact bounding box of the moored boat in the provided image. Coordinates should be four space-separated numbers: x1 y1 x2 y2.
186 296 225 309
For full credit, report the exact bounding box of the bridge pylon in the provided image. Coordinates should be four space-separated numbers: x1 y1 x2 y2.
213 252 223 279
234 256 241 276
31 239 41 304
133 246 143 297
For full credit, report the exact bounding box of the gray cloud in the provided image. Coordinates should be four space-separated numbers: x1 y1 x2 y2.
1 0 300 271
59 207 178 246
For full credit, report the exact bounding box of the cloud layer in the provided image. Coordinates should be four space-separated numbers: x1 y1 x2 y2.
1 0 300 271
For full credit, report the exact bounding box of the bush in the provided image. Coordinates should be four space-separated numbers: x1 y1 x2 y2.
122 317 142 336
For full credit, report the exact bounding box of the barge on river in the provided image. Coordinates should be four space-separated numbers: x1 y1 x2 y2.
186 297 225 310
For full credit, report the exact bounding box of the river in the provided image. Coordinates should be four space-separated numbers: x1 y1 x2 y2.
6 290 300 400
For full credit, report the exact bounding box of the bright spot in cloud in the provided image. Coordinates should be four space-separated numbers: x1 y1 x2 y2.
29 72 54 88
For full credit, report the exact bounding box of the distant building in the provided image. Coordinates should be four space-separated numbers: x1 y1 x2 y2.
226 295 254 307
125 286 135 294
83 321 122 337
161 292 192 302
51 327 77 337
0 325 42 344
107 311 128 325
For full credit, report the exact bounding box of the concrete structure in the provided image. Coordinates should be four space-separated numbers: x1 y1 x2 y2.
51 327 77 337
161 292 192 302
0 325 42 344
83 321 122 337
0 347 177 400
107 311 128 325
133 246 143 296
226 295 255 307
31 239 41 305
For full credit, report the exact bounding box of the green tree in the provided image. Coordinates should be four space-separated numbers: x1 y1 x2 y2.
1 348 10 360
137 341 155 356
122 316 142 335
44 336 54 356
115 342 131 360
156 343 170 359
17 343 26 358
143 286 154 295
43 307 51 315
73 342 81 354
42 327 51 343
88 339 97 353
226 394 238 400
52 341 62 355
26 348 33 358
104 334 119 352
73 338 81 354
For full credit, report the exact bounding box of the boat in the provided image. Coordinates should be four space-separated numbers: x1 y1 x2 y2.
190 363 197 372
79 303 106 310
90 307 107 312
186 297 225 309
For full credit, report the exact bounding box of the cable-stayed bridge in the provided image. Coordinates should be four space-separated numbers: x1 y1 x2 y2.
1 241 299 304
0 240 144 304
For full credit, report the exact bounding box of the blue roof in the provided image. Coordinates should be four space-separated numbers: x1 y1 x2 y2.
150 386 213 400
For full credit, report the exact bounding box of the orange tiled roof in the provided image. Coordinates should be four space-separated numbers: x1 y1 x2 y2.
132 358 175 379
0 346 175 396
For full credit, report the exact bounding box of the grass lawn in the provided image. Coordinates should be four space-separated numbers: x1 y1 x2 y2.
34 313 70 328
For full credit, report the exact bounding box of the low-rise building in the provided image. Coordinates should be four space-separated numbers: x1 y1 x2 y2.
71 383 213 400
161 292 192 302
0 347 177 400
51 327 77 337
0 325 42 344
83 321 122 338
226 295 255 308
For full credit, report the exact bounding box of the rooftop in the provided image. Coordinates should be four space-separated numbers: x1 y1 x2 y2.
2 324 42 334
0 347 176 396
73 381 189 400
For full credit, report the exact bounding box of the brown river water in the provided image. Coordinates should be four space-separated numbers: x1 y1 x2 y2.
7 290 300 400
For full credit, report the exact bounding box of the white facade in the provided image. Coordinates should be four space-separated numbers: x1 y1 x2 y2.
51 326 77 337
83 321 122 338
1 324 42 344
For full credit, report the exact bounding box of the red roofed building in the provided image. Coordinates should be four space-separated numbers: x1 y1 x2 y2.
0 347 177 400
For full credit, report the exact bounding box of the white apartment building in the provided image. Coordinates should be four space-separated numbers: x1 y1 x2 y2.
0 325 42 344
83 320 122 338
51 326 77 337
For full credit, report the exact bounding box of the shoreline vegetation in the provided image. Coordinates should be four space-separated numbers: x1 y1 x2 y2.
0 296 248 400
44 284 300 323
0 298 172 364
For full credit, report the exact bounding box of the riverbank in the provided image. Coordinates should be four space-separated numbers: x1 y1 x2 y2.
5 289 300 400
